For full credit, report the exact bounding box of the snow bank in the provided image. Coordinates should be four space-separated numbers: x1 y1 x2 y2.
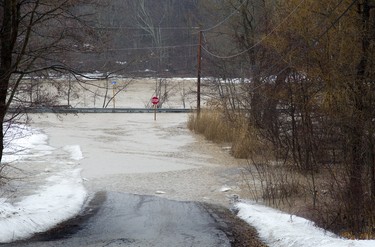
3 124 53 163
0 168 87 243
0 124 87 243
236 202 375 247
63 145 84 161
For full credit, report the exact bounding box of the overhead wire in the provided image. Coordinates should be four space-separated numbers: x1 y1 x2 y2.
101 44 198 52
63 43 198 54
68 0 353 81
68 2 251 61
200 0 359 99
68 0 356 80
202 0 353 61
201 0 247 32
201 0 306 59
92 26 200 31
316 0 359 41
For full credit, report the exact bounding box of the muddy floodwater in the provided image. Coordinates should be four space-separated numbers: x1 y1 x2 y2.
28 113 248 206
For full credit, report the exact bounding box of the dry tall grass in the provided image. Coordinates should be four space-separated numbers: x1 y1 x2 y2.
188 110 257 158
188 110 234 143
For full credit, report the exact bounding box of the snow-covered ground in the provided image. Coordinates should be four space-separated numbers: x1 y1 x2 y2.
0 78 374 246
0 126 87 243
236 202 375 247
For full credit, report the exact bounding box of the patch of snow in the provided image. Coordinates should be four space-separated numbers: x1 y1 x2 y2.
235 202 375 247
116 61 127 65
144 69 156 73
3 125 53 163
63 145 84 161
219 186 232 192
0 168 87 243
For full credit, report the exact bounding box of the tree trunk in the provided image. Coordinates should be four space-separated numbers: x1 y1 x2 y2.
0 0 18 163
345 0 372 235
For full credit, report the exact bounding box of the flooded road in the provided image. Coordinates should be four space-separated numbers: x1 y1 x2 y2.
28 113 247 205
1 113 266 246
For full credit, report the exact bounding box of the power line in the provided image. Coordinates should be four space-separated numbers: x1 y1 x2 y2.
104 44 198 51
201 0 306 59
93 26 200 31
316 0 359 41
198 1 337 91
71 44 198 53
225 0 360 94
264 0 359 78
202 0 247 32
202 0 350 62
65 53 198 63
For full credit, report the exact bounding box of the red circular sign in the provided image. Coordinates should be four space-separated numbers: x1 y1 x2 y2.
151 96 159 105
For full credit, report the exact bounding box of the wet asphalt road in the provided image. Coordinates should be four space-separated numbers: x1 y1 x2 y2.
3 192 234 247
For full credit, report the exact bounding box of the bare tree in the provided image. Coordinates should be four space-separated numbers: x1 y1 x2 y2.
0 0 100 163
132 0 174 71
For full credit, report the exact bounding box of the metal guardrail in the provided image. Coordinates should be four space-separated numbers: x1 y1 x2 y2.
9 107 194 114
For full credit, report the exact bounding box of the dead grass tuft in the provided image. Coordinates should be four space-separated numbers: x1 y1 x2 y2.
188 110 262 159
188 110 235 144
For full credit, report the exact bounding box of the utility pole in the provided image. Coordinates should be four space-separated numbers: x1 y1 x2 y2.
197 30 202 116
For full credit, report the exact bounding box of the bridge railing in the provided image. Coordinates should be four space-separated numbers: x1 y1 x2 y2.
8 107 194 114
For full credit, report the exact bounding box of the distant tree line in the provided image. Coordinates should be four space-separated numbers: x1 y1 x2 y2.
71 0 205 76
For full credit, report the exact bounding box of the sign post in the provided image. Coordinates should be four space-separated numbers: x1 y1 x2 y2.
112 81 117 108
151 96 159 121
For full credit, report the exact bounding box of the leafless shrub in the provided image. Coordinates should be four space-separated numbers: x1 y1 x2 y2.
243 158 303 208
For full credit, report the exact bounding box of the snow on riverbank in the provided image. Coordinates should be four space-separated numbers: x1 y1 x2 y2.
0 169 86 243
0 125 87 243
3 124 54 163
